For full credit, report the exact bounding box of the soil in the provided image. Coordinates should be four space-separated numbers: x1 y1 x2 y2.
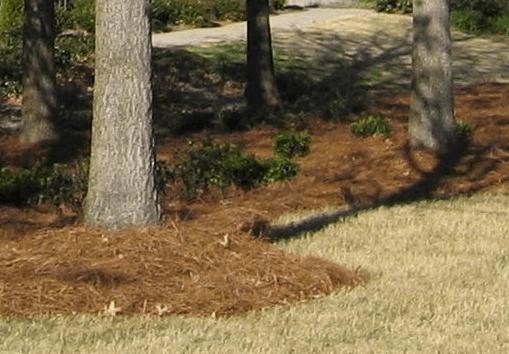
1 11 509 318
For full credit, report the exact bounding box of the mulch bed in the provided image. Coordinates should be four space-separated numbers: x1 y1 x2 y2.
0 82 508 317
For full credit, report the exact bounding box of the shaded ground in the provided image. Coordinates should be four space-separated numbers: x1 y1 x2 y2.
0 81 508 317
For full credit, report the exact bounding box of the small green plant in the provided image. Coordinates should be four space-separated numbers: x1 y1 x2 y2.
273 0 287 11
177 139 299 201
350 115 393 138
273 130 312 159
262 155 299 184
375 0 412 13
456 120 475 141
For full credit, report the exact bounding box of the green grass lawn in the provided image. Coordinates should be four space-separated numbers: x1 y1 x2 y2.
2 191 509 353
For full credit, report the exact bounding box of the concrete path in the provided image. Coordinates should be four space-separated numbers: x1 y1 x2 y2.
152 8 373 48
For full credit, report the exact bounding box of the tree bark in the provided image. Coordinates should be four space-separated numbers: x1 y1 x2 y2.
84 0 161 230
246 0 281 110
20 0 57 142
409 0 456 155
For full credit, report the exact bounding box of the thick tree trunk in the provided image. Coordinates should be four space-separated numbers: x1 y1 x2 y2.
409 0 456 155
84 0 161 230
246 0 281 110
20 0 57 142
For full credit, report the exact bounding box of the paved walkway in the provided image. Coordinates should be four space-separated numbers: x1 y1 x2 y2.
152 8 373 48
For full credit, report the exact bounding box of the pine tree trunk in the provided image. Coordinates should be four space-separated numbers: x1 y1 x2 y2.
409 0 456 155
20 0 57 142
84 0 161 230
246 0 281 110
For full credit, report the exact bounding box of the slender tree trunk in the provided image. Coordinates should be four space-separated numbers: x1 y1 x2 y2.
246 0 281 110
20 0 57 142
84 0 161 230
409 0 456 155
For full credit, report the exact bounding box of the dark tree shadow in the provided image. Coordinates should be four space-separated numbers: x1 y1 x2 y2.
260 154 457 241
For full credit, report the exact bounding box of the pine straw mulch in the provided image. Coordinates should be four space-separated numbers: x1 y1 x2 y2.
1 82 509 318
0 224 361 318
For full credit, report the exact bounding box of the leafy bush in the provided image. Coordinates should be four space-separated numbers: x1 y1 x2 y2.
208 0 244 21
0 0 24 32
262 155 299 184
375 0 412 13
451 10 491 34
0 0 23 85
177 139 299 201
0 158 89 208
350 115 393 138
273 130 312 158
152 0 245 32
152 0 205 32
452 0 507 17
55 0 95 33
273 0 287 11
488 14 509 35
0 30 23 91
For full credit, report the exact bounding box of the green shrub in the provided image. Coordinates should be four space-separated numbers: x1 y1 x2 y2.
488 14 509 35
0 158 89 208
0 30 23 88
152 0 204 32
179 139 266 192
151 0 247 32
452 0 507 17
0 0 23 87
375 0 412 13
177 139 299 201
350 115 393 138
55 0 95 33
208 0 244 21
451 10 490 34
0 0 24 33
262 155 299 184
273 130 312 158
55 35 95 66
274 0 287 11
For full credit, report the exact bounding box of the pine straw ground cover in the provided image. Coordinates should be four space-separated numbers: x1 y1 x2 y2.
0 82 509 318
